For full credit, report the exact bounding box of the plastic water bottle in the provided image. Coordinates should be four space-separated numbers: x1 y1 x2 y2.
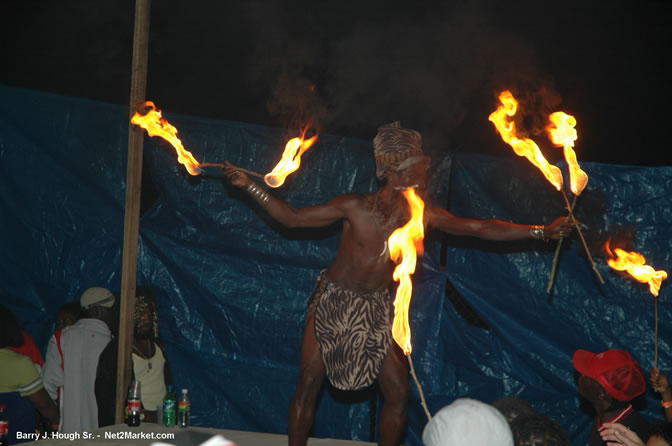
127 380 142 427
0 404 8 446
162 385 176 426
177 388 190 428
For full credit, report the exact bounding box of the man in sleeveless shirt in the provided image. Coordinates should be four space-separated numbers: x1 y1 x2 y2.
131 288 173 423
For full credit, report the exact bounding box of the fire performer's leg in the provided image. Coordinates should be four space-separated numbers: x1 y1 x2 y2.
288 310 326 446
376 344 409 446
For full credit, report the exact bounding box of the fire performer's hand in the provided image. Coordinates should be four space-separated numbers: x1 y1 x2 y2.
221 161 250 189
544 217 574 240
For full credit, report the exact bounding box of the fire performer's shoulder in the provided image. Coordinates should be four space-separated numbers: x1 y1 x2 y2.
325 192 373 209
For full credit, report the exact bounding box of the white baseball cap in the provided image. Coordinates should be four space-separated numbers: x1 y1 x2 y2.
80 287 116 309
423 398 514 446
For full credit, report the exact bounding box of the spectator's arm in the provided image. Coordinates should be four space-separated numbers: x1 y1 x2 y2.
26 388 60 427
600 422 645 446
651 368 672 422
42 334 63 400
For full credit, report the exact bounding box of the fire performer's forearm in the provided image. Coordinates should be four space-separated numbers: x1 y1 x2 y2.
242 180 348 229
428 208 569 241
245 181 272 204
243 180 305 227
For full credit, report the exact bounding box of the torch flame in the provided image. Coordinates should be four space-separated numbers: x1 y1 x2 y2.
388 188 425 355
131 101 201 176
605 241 668 296
264 126 318 188
488 90 563 191
547 112 588 195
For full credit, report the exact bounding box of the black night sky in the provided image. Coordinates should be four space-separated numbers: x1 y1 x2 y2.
2 0 671 166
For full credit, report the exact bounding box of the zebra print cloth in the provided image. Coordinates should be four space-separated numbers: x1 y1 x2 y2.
308 270 393 391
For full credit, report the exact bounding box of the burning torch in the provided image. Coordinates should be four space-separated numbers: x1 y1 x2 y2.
605 240 667 368
131 101 318 189
545 111 596 292
488 90 603 290
388 187 432 421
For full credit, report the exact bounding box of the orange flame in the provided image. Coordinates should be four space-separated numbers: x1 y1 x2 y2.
605 241 668 296
388 188 425 355
547 112 588 195
264 126 318 188
488 90 563 191
131 101 201 176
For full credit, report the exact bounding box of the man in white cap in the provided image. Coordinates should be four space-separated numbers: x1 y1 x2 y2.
222 123 573 446
43 287 117 433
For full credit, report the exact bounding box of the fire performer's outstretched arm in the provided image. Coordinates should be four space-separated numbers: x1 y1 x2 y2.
221 161 354 228
426 206 573 241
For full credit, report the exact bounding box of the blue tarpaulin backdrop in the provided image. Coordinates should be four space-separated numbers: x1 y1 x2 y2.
1 84 670 446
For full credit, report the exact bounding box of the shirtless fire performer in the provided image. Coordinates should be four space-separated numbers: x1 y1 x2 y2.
221 122 573 446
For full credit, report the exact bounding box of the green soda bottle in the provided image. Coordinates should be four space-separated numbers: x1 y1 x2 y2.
162 385 176 426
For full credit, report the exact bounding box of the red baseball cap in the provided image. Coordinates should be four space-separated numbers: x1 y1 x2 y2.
573 349 646 401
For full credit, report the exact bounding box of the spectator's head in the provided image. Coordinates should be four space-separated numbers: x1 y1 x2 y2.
80 287 116 325
55 301 80 332
423 398 514 446
510 413 570 446
0 304 24 348
648 422 672 446
491 397 537 424
573 349 646 413
134 286 159 340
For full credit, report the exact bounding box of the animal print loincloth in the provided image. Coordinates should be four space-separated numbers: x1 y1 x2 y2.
307 270 393 391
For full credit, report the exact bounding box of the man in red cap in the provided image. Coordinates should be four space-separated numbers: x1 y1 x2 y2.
223 123 574 446
573 348 653 445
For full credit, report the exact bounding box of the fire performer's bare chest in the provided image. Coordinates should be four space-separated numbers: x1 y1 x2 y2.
326 203 400 293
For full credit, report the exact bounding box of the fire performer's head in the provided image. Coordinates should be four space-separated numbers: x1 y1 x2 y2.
573 349 646 414
373 122 430 191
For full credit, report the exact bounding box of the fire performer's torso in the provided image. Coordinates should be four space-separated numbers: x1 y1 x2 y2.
325 188 408 294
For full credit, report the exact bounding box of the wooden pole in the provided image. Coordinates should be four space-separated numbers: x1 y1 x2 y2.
115 0 151 424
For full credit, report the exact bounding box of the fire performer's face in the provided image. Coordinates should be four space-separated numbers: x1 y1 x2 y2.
389 160 430 194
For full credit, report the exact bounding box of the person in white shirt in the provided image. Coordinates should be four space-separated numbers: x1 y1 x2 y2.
42 287 116 433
